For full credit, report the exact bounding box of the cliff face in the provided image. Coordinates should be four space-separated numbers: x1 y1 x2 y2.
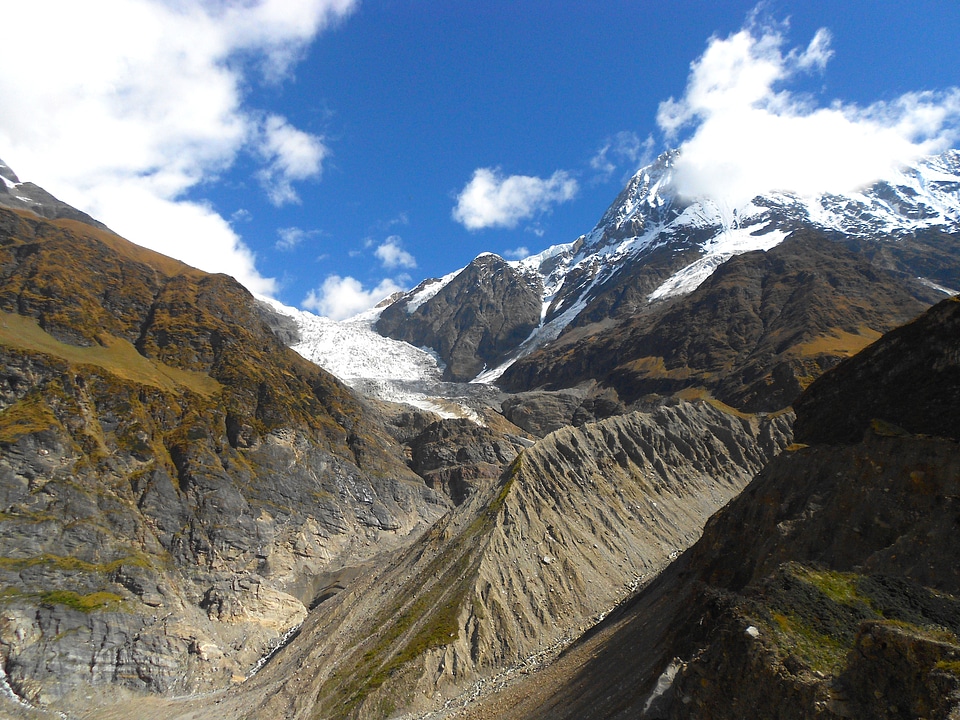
0 207 449 705
469 296 960 720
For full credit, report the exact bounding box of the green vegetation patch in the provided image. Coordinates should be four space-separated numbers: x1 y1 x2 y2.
757 563 960 676
769 610 849 673
0 311 221 397
0 553 152 574
39 590 124 613
0 393 61 444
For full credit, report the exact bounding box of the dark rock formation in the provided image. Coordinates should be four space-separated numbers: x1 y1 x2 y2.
376 254 542 382
406 418 528 505
500 386 626 436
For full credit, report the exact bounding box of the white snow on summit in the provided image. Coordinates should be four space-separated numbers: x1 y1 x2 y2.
264 149 960 401
649 223 788 300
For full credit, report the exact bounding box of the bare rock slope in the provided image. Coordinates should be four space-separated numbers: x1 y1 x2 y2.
187 400 792 720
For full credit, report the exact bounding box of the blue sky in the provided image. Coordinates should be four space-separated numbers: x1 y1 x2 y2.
2 1 960 318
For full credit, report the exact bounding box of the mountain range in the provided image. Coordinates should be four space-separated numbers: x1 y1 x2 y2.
0 148 958 720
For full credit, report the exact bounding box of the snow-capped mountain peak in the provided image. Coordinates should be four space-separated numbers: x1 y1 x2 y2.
275 148 960 403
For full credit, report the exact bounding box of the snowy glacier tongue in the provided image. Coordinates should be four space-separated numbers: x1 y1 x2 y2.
258 297 487 421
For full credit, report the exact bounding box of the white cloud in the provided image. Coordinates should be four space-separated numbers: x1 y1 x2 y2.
590 131 653 180
658 21 960 206
276 226 309 251
231 208 253 224
503 246 530 260
452 168 579 230
302 275 406 320
0 0 356 294
256 114 329 206
374 236 417 269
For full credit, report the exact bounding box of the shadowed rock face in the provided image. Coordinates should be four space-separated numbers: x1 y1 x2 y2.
793 295 960 445
376 254 542 382
0 207 449 704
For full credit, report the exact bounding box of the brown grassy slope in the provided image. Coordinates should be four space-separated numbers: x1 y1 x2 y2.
0 206 403 466
500 231 942 412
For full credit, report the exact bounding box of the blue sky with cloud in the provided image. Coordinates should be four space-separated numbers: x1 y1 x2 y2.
2 1 959 319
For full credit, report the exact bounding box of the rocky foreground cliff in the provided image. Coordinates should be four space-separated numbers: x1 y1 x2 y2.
452 296 960 720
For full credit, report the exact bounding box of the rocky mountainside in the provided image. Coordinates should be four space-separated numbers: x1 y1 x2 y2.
372 150 960 412
141 399 790 720
0 159 107 230
500 230 941 412
376 254 542 383
0 201 453 707
458 295 960 720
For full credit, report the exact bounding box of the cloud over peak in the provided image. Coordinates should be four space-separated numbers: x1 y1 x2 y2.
658 20 960 206
375 237 417 269
303 275 405 321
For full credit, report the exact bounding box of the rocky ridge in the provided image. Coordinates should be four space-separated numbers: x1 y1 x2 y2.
0 159 107 231
183 399 791 720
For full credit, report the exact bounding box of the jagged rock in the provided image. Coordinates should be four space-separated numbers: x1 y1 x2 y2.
376 254 542 382
840 621 960 719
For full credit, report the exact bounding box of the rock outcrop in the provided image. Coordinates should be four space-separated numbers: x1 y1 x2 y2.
376 254 542 382
406 418 529 505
